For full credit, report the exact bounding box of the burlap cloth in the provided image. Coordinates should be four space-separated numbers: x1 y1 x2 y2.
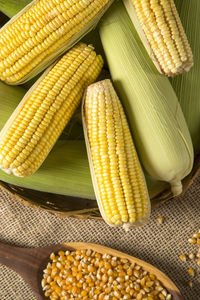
0 177 200 300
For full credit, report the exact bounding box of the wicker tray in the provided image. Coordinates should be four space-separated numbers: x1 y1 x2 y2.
0 12 199 221
0 154 199 220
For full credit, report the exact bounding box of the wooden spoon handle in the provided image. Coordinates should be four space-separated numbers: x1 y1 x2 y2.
0 241 44 300
0 242 31 274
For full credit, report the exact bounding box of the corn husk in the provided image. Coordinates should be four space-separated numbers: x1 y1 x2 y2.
172 0 200 155
99 1 194 196
0 0 32 17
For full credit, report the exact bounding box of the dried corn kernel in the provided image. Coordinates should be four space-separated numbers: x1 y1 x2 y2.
188 238 197 245
42 249 172 299
157 216 163 224
193 233 200 239
188 281 193 288
188 253 195 260
179 254 187 262
188 268 195 277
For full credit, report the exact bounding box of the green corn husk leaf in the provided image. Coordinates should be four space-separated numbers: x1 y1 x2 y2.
0 0 32 17
0 81 26 123
99 1 194 196
172 0 200 155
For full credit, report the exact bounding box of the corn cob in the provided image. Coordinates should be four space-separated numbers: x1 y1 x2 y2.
123 0 193 76
0 43 103 177
0 0 112 85
0 81 95 199
83 79 150 229
172 0 200 155
0 81 166 200
99 1 194 196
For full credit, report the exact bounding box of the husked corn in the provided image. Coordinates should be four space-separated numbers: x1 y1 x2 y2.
123 0 193 76
42 249 172 299
83 79 150 229
0 0 111 84
0 43 103 177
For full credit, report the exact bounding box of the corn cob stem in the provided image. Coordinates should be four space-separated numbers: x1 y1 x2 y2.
0 0 112 84
123 0 193 76
0 43 103 177
83 79 150 229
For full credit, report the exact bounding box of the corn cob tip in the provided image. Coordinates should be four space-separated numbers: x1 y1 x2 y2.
170 180 183 196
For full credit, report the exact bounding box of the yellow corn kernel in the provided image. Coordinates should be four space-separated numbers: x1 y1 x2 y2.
0 0 111 84
123 0 193 76
179 254 187 262
187 268 195 277
83 79 150 229
0 43 103 177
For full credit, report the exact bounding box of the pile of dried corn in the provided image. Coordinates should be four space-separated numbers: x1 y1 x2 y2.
42 249 172 299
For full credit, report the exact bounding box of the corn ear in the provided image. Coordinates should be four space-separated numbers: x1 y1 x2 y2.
83 79 150 229
171 0 200 155
0 139 96 199
123 0 193 76
0 0 32 18
0 81 94 198
0 43 103 177
99 1 194 196
0 0 112 84
0 81 165 200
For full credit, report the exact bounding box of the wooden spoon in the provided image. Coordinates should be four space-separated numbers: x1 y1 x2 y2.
0 241 184 300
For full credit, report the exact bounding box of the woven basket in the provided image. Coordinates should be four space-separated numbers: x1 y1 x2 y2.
0 12 199 221
0 154 199 220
